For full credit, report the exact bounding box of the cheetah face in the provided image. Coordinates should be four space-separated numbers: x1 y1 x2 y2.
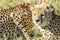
32 2 55 26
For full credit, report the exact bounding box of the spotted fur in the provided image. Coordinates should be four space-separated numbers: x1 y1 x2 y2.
0 2 35 40
32 1 60 40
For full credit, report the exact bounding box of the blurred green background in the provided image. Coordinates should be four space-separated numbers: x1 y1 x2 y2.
0 0 60 15
0 0 60 40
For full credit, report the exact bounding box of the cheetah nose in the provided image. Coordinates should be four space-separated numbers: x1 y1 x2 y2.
36 19 40 22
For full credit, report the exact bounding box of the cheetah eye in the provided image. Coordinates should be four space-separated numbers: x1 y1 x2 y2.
41 14 44 16
46 6 49 9
13 14 15 16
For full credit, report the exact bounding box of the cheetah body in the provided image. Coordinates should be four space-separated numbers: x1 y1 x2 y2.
0 9 18 39
0 3 34 40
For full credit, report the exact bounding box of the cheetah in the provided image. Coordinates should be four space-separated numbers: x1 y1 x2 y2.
0 1 55 40
9 2 56 40
31 0 59 40
9 3 35 40
10 2 47 40
0 2 35 40
0 2 45 40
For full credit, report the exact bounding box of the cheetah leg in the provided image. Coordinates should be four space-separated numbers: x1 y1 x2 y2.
32 20 55 40
22 29 32 40
14 35 17 40
34 23 56 40
3 34 7 40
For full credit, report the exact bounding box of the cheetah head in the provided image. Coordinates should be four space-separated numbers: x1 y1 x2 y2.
31 1 55 27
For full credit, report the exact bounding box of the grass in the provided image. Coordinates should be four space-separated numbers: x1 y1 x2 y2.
0 0 60 14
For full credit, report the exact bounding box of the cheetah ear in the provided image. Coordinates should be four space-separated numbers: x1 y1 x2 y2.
50 5 55 12
51 8 54 12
